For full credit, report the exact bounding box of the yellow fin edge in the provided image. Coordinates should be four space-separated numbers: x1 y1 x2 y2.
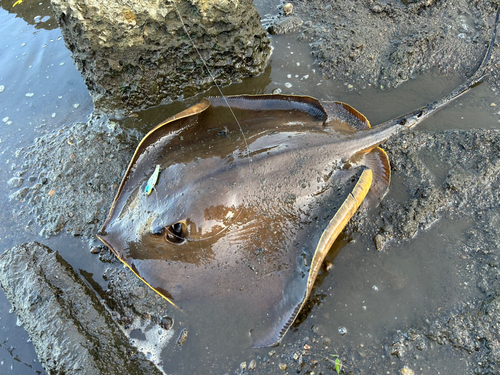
96 235 181 311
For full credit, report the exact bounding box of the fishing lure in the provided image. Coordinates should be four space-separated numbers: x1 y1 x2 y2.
144 164 161 195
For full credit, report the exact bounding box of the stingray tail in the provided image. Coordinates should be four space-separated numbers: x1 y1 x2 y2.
375 4 500 132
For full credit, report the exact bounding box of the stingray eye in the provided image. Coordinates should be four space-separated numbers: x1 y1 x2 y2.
166 222 187 244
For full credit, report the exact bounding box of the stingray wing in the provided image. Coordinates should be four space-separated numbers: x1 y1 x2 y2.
251 168 372 347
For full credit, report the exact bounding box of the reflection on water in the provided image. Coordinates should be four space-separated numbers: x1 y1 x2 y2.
0 0 499 373
2 0 57 30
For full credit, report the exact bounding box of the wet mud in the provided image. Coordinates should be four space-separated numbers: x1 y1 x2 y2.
8 116 141 239
292 0 500 91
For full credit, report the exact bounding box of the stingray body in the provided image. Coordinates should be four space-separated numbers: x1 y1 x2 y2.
98 9 499 347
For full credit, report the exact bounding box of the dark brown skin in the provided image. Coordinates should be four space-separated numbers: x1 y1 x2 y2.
98 7 499 348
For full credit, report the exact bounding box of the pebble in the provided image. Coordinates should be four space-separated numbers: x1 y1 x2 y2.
272 88 282 94
2 117 9 123
248 359 256 370
90 246 101 254
7 177 23 188
285 82 292 88
26 93 34 97
73 103 80 108
374 234 385 251
338 327 347 335
0 85 4 92
52 113 56 118
279 363 287 371
240 362 247 371
400 368 414 375
283 3 293 15
160 316 173 330
491 103 496 107
177 329 188 346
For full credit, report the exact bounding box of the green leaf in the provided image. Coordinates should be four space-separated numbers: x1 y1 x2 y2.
335 358 341 374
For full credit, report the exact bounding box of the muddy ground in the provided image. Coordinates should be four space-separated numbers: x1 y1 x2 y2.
3 0 500 374
292 0 500 91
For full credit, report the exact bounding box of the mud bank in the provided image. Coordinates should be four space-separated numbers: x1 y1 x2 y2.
8 115 141 239
0 242 164 374
291 0 500 91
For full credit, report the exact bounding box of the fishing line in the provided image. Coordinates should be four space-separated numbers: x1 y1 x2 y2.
171 0 251 157
168 0 255 242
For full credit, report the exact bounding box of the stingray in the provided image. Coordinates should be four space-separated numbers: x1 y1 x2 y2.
98 9 499 348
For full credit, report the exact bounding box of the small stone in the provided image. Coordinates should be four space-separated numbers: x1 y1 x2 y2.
400 368 414 375
283 3 293 15
51 113 56 118
2 117 9 123
240 362 247 371
90 246 101 254
491 103 497 107
338 327 347 335
0 85 5 92
177 329 188 346
73 103 80 108
248 359 256 370
374 234 385 251
268 350 276 357
303 344 311 350
279 363 287 371
26 93 34 97
272 88 282 94
160 316 173 330
8 177 23 188
285 82 292 88
347 84 353 89
381 224 393 232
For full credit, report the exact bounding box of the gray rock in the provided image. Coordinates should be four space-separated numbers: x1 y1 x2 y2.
0 242 163 375
268 16 304 35
50 0 271 116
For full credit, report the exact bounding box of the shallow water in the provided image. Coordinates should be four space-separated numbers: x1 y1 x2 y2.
0 0 499 374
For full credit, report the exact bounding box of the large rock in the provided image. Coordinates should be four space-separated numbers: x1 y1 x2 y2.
50 0 272 115
0 242 163 375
